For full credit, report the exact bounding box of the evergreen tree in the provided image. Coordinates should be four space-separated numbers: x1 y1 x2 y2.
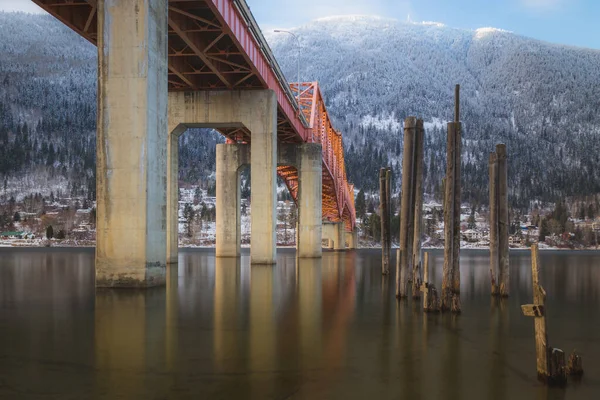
46 225 53 239
183 203 195 238
355 189 366 218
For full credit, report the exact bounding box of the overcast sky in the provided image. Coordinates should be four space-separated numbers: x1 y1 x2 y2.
1 0 598 49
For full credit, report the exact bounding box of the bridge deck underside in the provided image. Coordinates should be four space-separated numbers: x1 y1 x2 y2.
32 0 355 231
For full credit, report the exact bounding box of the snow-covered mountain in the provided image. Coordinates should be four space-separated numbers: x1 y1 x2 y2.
1 12 600 210
266 15 600 208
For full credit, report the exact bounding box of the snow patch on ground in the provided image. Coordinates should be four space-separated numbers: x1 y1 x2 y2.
361 112 402 132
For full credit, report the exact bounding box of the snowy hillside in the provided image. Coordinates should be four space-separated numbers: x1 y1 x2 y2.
1 12 600 211
266 16 600 208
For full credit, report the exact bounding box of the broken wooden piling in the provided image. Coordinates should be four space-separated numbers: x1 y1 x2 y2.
442 85 462 313
421 251 440 312
497 144 509 297
380 168 391 275
521 244 567 385
385 168 392 269
397 117 416 298
412 119 425 298
489 152 499 296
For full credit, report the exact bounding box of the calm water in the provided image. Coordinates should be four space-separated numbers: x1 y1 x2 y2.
0 247 599 399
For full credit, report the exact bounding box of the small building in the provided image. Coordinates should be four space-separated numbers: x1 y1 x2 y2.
462 229 481 242
1 231 25 239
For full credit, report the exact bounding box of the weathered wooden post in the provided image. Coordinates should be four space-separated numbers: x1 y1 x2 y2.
380 168 390 275
489 152 499 296
442 85 461 313
412 119 425 298
385 168 392 268
421 251 440 312
497 144 509 297
397 117 417 298
521 244 567 385
452 121 462 312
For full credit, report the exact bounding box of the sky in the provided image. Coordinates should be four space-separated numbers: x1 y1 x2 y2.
1 0 598 49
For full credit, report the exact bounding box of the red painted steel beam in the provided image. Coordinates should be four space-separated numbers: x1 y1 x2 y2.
205 0 308 142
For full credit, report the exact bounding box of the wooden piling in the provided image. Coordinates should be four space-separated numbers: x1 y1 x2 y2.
422 252 429 308
397 117 417 298
521 244 567 385
441 85 462 313
452 121 462 313
442 121 455 311
497 144 509 297
421 252 440 312
380 168 390 275
489 152 499 296
412 119 425 298
567 351 584 376
385 168 392 269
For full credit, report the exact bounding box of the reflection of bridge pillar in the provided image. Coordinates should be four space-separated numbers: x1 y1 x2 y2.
213 257 243 371
250 266 275 372
323 222 346 251
297 258 323 366
168 90 277 264
216 144 249 257
345 229 358 249
95 0 168 287
94 289 166 397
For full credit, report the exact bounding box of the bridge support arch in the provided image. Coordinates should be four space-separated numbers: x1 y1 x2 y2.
168 90 277 264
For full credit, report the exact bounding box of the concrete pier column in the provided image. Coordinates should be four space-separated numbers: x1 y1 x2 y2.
166 132 180 264
345 230 358 249
323 222 346 251
333 223 346 251
96 0 168 287
249 92 278 264
216 144 249 257
297 144 322 258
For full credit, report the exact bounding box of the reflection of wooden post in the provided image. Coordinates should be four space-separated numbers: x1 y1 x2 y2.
497 144 509 297
489 152 499 296
412 119 425 298
380 168 390 275
521 244 566 385
397 117 416 298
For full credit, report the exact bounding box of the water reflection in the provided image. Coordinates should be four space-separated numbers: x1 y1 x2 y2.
0 248 599 399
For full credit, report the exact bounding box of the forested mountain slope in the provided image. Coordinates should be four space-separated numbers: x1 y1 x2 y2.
266 16 600 208
2 12 600 210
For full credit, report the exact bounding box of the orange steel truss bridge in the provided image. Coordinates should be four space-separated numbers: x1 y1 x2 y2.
33 0 356 231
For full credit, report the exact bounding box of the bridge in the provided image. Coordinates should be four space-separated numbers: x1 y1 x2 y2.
32 0 357 287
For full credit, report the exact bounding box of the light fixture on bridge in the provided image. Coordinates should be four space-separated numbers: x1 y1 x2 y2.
274 29 301 116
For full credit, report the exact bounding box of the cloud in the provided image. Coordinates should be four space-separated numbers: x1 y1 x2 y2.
0 0 45 13
252 0 411 29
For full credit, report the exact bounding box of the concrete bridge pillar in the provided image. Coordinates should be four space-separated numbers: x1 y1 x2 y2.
216 144 249 257
96 0 168 287
323 222 346 251
168 90 277 264
345 230 358 249
166 132 180 265
296 144 322 258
